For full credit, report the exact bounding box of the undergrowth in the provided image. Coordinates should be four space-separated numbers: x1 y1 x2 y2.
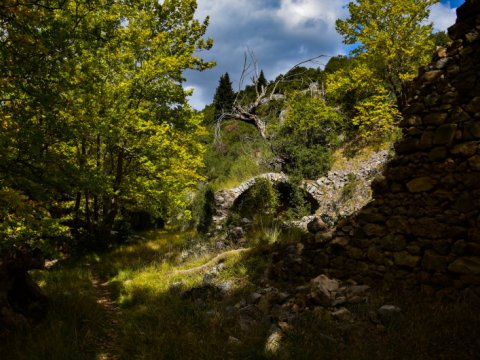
2 229 479 359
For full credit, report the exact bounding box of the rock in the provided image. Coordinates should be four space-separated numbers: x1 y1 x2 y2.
346 285 370 300
422 250 449 272
465 96 480 114
265 325 283 356
421 70 443 83
228 336 242 345
331 307 354 322
453 193 476 212
332 296 347 307
307 216 328 233
450 141 479 157
363 223 386 237
315 231 334 243
394 252 421 268
310 275 339 306
228 226 244 240
424 112 448 125
278 321 292 332
331 236 349 248
406 177 437 193
181 284 224 301
433 124 457 145
468 155 480 171
448 257 480 274
239 316 257 332
251 292 262 303
377 305 401 323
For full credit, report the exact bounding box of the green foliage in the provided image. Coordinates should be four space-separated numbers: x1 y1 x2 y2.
431 30 451 47
0 188 69 256
283 183 312 220
203 121 274 189
273 92 342 179
192 183 215 234
341 173 360 201
232 178 279 222
324 55 354 74
327 61 401 146
336 0 438 106
0 0 213 250
352 93 402 144
273 66 325 95
213 72 236 122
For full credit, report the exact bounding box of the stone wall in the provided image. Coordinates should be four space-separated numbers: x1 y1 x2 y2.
310 0 480 296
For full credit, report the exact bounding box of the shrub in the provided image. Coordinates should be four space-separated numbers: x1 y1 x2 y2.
229 178 279 226
273 92 341 179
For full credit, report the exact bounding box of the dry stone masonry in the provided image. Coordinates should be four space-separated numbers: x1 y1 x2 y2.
309 0 480 297
213 150 389 228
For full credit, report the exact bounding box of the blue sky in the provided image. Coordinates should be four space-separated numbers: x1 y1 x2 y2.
185 0 464 110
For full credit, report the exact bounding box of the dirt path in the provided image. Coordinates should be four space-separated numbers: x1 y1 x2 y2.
91 273 122 360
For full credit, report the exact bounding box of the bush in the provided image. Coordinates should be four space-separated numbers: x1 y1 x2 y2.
273 92 341 179
190 183 216 234
229 178 279 226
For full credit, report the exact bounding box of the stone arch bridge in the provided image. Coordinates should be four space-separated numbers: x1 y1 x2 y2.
212 152 388 227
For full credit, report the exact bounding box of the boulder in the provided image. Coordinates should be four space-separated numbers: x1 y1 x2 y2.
307 216 328 234
377 305 401 324
310 275 339 307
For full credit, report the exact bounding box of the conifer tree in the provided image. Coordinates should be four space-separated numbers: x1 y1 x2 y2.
213 73 235 121
256 70 268 92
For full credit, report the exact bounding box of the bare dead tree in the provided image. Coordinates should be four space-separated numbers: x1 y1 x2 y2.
215 51 328 143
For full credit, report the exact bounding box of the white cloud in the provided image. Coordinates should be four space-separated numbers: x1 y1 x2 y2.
185 0 460 109
186 0 348 109
276 0 348 31
429 1 457 32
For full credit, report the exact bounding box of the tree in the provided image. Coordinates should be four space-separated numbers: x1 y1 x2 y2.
256 70 268 93
213 73 235 122
273 92 342 179
336 0 438 108
0 0 214 251
327 59 401 146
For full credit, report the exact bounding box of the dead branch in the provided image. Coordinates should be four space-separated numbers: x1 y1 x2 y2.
214 53 329 143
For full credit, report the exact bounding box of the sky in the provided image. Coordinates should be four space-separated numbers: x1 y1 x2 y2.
185 0 464 110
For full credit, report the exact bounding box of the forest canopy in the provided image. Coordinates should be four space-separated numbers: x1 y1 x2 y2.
0 0 213 253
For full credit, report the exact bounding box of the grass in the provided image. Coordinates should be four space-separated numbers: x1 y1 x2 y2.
2 229 479 359
0 229 272 360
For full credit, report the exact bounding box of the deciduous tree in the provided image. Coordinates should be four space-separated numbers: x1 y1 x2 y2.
336 0 438 108
0 0 214 250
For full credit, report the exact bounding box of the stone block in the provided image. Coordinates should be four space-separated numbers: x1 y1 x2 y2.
433 124 458 145
465 96 480 113
450 141 480 156
424 112 448 125
422 250 449 272
394 252 421 268
468 155 480 170
406 176 437 192
421 70 443 83
448 257 480 274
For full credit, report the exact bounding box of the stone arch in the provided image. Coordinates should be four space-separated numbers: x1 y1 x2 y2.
229 178 320 218
213 173 321 225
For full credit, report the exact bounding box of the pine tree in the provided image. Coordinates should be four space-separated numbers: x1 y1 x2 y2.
213 73 235 121
256 70 267 93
